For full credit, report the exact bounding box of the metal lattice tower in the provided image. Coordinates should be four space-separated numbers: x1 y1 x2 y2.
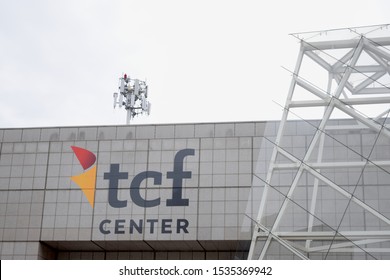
248 24 390 260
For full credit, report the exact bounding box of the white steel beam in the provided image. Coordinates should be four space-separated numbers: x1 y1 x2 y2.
305 50 333 72
247 46 306 260
375 108 390 120
302 37 390 51
319 248 390 253
250 221 309 260
365 48 390 76
289 96 390 107
332 49 355 72
257 231 390 239
306 131 326 250
364 39 390 61
274 160 390 170
354 88 390 95
354 71 386 93
334 73 355 95
307 239 390 253
295 76 330 100
325 124 390 130
334 65 387 73
331 97 390 138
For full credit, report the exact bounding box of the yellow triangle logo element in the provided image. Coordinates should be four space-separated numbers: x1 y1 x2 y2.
71 165 97 207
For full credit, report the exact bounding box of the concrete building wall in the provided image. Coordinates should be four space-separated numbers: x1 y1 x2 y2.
1 120 389 260
0 122 274 259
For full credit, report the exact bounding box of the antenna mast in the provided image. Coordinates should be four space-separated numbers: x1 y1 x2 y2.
113 73 151 124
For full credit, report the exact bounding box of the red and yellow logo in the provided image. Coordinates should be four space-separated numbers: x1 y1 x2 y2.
71 146 97 207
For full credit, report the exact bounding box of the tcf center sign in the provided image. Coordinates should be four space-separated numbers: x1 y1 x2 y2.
97 149 195 236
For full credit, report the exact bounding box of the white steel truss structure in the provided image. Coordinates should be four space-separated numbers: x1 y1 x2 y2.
248 25 390 260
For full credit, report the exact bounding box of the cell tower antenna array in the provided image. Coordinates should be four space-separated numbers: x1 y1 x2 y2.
113 74 151 124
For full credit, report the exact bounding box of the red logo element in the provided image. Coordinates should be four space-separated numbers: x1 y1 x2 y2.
71 146 97 207
71 146 96 170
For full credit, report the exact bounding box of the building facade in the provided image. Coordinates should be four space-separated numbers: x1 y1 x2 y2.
0 120 389 260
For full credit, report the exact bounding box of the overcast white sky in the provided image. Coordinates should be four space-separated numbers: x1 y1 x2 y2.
0 0 389 128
